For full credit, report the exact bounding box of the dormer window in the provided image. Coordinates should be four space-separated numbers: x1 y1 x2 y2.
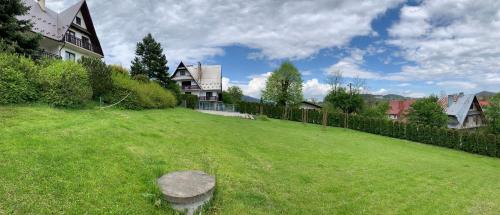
75 17 81 25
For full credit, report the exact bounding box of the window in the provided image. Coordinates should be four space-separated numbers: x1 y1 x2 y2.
185 92 191 95
75 17 81 25
82 36 90 49
180 70 186 76
65 51 76 61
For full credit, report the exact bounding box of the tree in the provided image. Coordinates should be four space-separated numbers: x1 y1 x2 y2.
484 93 500 134
226 86 243 104
130 33 169 87
324 87 364 114
327 70 343 93
0 0 41 55
407 96 448 127
262 61 303 106
361 102 389 119
78 57 112 99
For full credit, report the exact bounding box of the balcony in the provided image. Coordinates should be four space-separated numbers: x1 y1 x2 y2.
182 85 201 90
64 33 97 52
199 96 218 101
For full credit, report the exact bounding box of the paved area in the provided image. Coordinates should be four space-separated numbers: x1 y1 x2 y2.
197 110 255 119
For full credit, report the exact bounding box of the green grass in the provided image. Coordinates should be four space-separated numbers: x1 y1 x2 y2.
1 105 500 214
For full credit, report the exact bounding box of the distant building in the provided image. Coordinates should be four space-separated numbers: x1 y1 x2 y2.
299 101 322 110
18 0 104 60
479 100 490 108
171 62 222 104
439 93 485 129
388 100 415 122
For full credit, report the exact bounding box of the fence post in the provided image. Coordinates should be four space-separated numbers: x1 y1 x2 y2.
322 110 328 128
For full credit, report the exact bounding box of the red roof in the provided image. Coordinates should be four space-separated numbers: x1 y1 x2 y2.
479 100 490 107
388 100 415 116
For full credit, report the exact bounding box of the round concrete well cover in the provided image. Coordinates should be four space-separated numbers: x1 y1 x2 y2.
157 170 216 205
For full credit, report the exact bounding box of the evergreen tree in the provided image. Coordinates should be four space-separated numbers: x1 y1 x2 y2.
0 0 41 55
130 33 169 87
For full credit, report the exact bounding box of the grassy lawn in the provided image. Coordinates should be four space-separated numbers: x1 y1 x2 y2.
1 105 500 214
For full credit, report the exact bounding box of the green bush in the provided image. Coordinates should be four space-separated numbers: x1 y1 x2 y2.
0 53 39 104
79 57 112 99
105 73 176 110
38 60 92 108
179 94 199 109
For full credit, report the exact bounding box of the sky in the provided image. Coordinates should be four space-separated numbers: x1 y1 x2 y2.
46 0 500 100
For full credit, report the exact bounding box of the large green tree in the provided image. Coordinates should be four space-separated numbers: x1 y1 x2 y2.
484 93 500 134
130 33 169 87
225 86 243 104
324 87 364 114
361 101 389 119
0 0 41 55
262 61 303 106
407 96 448 127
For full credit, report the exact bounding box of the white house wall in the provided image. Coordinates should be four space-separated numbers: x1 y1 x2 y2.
73 11 87 29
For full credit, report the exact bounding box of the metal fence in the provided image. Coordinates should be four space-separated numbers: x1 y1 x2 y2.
198 102 238 112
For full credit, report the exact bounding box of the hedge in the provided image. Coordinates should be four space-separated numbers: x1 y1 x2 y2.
179 94 199 109
104 72 176 110
0 53 39 104
38 60 92 108
237 101 500 158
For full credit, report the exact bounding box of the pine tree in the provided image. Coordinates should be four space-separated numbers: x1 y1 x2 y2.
0 0 41 55
130 33 170 87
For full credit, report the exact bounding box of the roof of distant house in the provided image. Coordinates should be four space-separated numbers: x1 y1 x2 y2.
479 100 490 107
388 100 415 115
300 101 322 108
173 62 222 91
438 93 482 129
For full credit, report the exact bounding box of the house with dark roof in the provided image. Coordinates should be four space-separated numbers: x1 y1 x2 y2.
388 100 415 122
18 0 103 60
438 93 485 129
299 101 322 110
171 62 222 103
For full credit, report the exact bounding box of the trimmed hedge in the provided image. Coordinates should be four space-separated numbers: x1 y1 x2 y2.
38 60 92 108
104 72 176 110
0 53 39 104
237 101 500 158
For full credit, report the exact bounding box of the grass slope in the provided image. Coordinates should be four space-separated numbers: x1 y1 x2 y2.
1 106 500 214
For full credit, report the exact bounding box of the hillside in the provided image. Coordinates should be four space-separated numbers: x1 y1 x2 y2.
1 106 500 214
476 91 497 100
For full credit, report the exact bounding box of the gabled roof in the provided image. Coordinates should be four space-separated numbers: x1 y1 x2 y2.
18 0 104 56
172 62 222 91
439 94 483 128
388 100 415 115
300 101 322 109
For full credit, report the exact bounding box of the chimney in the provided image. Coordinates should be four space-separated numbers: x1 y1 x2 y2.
197 62 202 83
448 95 454 107
38 0 46 12
459 92 464 97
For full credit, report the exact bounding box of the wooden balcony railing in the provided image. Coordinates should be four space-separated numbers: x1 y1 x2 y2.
64 33 96 52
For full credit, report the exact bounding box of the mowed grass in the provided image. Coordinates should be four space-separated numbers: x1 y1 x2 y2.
1 105 500 214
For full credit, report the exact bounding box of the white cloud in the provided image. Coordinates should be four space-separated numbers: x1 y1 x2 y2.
387 0 500 91
373 88 388 95
436 81 477 90
223 73 271 98
303 79 331 100
325 49 406 81
47 0 404 67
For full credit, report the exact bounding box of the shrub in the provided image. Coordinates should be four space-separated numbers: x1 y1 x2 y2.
0 53 39 104
179 94 199 109
104 73 176 110
79 57 112 99
38 60 92 108
109 65 129 75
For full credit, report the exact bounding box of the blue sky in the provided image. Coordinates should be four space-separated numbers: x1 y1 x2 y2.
48 0 500 99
